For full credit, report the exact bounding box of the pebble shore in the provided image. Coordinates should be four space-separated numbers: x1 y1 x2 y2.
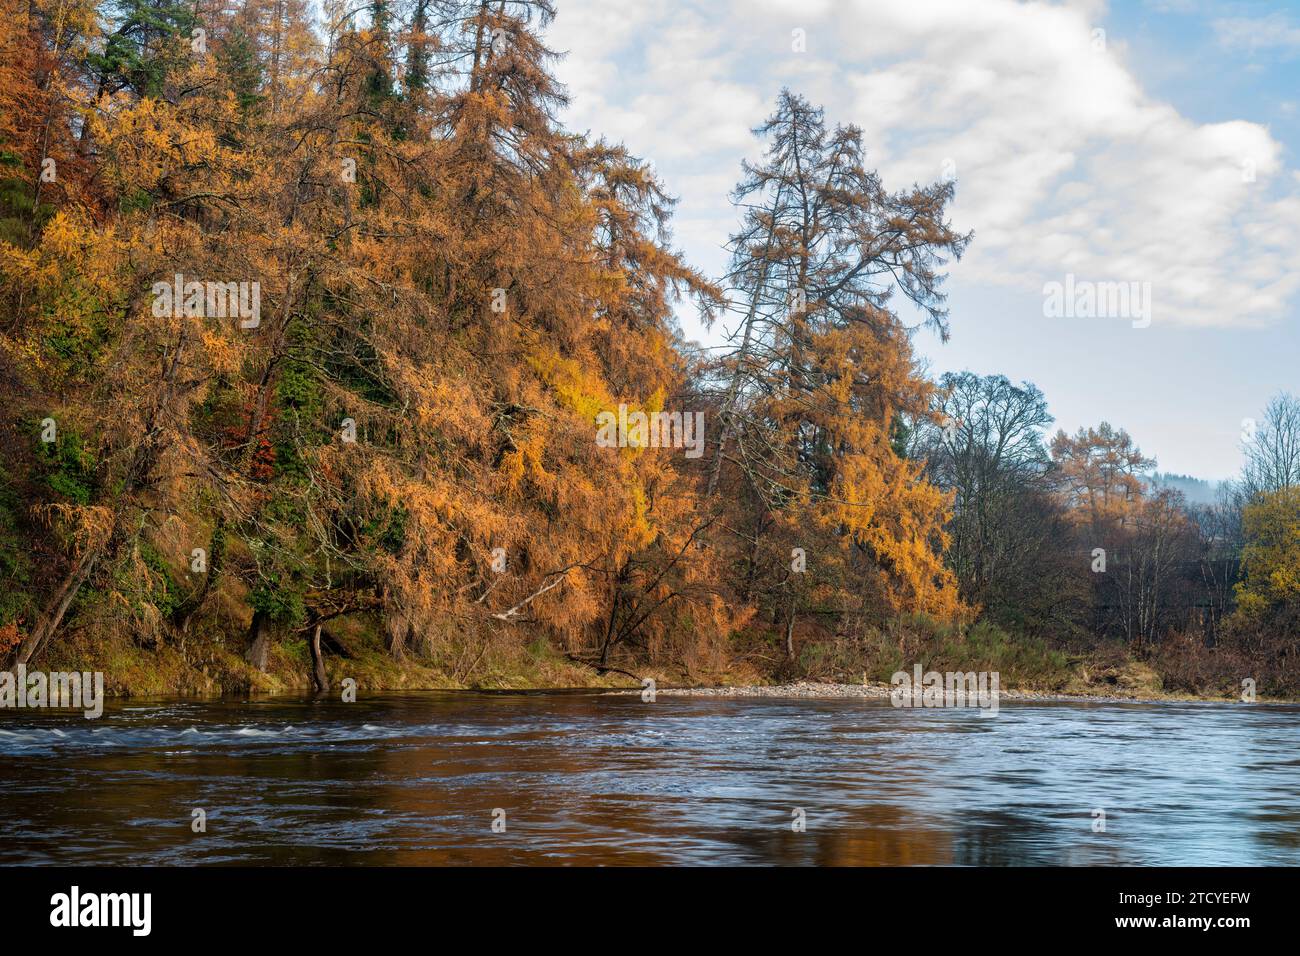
609 680 1222 704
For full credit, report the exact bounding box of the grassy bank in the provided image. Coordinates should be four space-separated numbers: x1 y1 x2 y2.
34 612 757 697
22 610 1278 703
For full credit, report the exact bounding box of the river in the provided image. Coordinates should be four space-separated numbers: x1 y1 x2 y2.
3 691 1298 865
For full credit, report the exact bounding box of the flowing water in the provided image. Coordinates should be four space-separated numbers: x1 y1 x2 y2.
3 691 1299 865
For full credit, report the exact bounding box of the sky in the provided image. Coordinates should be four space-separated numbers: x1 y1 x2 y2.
541 0 1300 481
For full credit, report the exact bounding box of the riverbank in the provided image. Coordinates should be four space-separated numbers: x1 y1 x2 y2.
23 613 1282 702
615 680 1264 704
24 647 1269 703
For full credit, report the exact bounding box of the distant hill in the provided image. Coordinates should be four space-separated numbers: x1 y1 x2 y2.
1145 472 1219 505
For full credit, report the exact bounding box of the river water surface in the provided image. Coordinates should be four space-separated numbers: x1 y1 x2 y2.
3 691 1298 865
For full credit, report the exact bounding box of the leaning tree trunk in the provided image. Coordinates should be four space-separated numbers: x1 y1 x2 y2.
309 624 329 694
11 546 101 667
16 327 191 667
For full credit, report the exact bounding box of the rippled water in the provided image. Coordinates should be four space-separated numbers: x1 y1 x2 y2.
2 691 1298 865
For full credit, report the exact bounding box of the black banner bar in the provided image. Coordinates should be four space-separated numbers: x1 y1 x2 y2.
1 865 1275 943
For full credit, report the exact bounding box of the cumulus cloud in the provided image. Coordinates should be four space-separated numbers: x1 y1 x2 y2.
545 0 1300 330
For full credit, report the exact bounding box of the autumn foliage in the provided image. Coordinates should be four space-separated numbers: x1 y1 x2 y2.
0 0 970 687
3 1 1294 695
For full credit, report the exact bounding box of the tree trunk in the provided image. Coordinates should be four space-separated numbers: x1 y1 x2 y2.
11 546 100 667
309 624 329 694
175 516 225 636
706 180 785 499
784 589 797 661
15 328 190 666
384 608 409 660
245 609 271 672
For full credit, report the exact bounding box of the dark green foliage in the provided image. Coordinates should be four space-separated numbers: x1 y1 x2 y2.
88 0 199 99
38 424 98 505
217 26 264 113
0 150 50 244
0 463 35 626
137 540 182 618
250 577 306 626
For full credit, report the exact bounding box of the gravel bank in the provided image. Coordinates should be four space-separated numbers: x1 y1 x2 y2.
609 680 1226 704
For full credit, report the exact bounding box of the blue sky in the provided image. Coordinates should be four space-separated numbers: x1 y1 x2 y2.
543 0 1300 481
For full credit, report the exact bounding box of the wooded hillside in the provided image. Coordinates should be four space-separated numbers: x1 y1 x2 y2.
3 0 1297 696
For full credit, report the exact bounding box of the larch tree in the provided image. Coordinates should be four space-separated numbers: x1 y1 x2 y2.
707 90 970 656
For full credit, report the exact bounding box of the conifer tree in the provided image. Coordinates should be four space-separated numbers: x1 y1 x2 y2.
708 90 970 642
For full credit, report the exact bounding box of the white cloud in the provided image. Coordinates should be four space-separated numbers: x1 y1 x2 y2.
546 0 1300 330
1213 15 1300 56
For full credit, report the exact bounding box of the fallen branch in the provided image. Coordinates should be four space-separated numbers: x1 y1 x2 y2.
491 567 575 622
474 576 502 604
564 654 644 683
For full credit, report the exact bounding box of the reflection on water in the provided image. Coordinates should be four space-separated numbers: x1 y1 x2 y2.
2 691 1298 865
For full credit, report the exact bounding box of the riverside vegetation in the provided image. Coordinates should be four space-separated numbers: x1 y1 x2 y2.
2 0 1298 701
